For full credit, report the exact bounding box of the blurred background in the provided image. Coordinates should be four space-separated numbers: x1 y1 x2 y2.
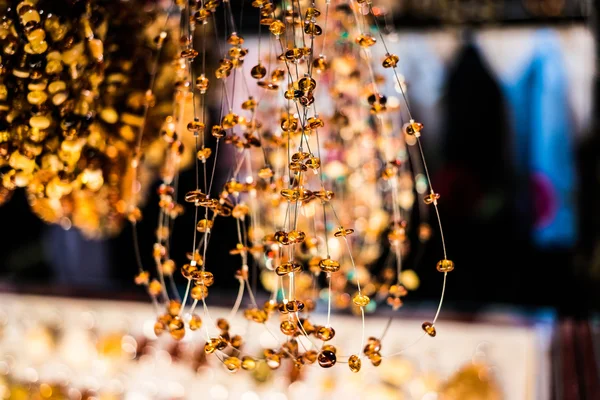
0 0 599 399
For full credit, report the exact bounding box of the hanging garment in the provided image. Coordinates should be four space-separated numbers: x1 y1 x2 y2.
499 29 577 248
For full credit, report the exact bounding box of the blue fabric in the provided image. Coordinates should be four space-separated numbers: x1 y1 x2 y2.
500 30 577 247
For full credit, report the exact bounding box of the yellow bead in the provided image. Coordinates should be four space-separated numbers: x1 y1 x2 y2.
334 226 354 237
196 74 209 93
167 300 182 316
319 258 340 273
312 55 328 73
304 22 322 36
436 259 454 273
363 337 381 356
230 335 243 348
244 307 268 323
257 80 279 90
204 338 221 354
241 97 257 110
275 261 302 276
315 326 335 341
302 350 318 364
251 63 267 79
404 120 424 136
193 271 214 287
241 356 257 370
196 218 214 233
356 33 377 47
180 48 198 59
317 350 336 368
422 321 436 337
266 353 281 369
161 259 176 275
271 68 285 82
217 318 230 332
258 167 273 179
223 356 242 372
221 112 239 129
227 32 244 45
314 189 334 201
191 285 208 300
280 320 297 336
189 314 203 331
298 76 316 92
148 280 162 296
424 193 440 205
154 321 166 336
134 271 149 285
369 352 382 366
187 120 205 134
382 53 399 68
348 355 361 373
212 125 225 139
168 317 185 340
197 147 212 162
353 293 370 307
269 20 286 36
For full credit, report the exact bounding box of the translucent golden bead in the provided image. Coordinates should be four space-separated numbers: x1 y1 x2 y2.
204 338 222 354
269 20 286 36
285 48 304 62
148 280 162 296
266 353 281 369
314 189 334 201
319 258 340 273
258 167 273 179
275 261 302 276
285 300 305 313
304 157 320 171
388 227 406 245
369 352 382 366
315 326 335 341
216 318 230 332
181 263 198 279
298 76 316 92
353 293 370 307
289 161 307 172
317 350 336 368
180 48 198 59
212 125 226 139
307 117 324 129
436 259 454 273
287 230 305 243
194 271 214 287
244 307 268 323
241 97 257 110
382 53 400 68
422 321 436 337
304 22 322 36
271 68 285 82
187 120 205 135
250 63 267 79
134 271 150 285
312 55 328 73
222 356 241 372
230 334 243 348
168 317 185 340
196 74 209 93
167 300 181 316
300 350 316 364
280 188 300 201
215 66 231 79
194 219 213 234
305 7 321 19
363 337 381 356
356 33 377 47
227 32 244 45
228 47 248 59
389 284 407 298
191 285 208 300
424 193 440 205
189 314 203 330
339 353 359 373
154 321 166 336
280 320 297 336
241 356 257 370
221 113 239 129
195 8 211 22
257 80 279 90
334 226 354 237
404 120 424 136
197 147 212 162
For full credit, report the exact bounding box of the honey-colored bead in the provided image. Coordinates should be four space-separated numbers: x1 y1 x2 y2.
304 7 321 19
424 193 440 205
148 280 162 296
223 356 242 372
241 97 257 110
275 261 302 276
257 80 279 90
251 63 267 79
302 350 318 364
422 321 436 337
363 337 381 356
436 259 454 273
217 318 230 332
356 33 377 47
304 22 322 36
167 300 182 316
232 204 249 219
285 300 305 313
348 355 362 372
315 326 335 341
161 259 176 275
389 284 407 298
168 317 185 340
271 68 285 82
181 48 198 59
196 218 213 233
181 264 198 279
196 74 209 93
307 117 324 129
369 352 382 366
317 350 336 368
191 285 208 300
189 314 203 330
404 120 424 136
227 32 244 45
244 307 268 323
305 157 320 170
212 125 225 139
382 53 400 68
319 258 340 273
258 167 273 179
280 320 297 336
241 356 257 370
197 147 212 161
353 293 370 307
334 227 354 237
154 321 166 336
194 271 214 287
299 76 316 92
134 271 150 285
204 337 222 354
314 189 334 201
269 20 286 36
221 112 239 129
312 55 329 73
187 120 205 135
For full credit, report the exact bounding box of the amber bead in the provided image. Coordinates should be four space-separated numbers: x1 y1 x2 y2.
154 321 166 336
269 20 286 36
353 293 370 307
315 326 335 341
363 337 382 355
134 271 150 285
148 280 162 296
221 113 239 129
257 80 279 90
424 193 440 205
197 147 212 162
275 261 302 276
241 97 257 111
196 74 209 93
232 204 249 219
312 55 329 73
437 259 454 273
370 352 382 366
161 259 176 276
389 284 407 298
212 125 226 139
189 314 203 331
167 300 182 316
168 317 185 340
422 321 437 337
356 34 377 47
382 53 400 68
319 258 340 273
241 356 257 370
204 338 222 354
244 307 268 323
258 167 273 179
299 76 316 92
196 218 213 233
314 189 334 201
317 350 336 368
191 285 208 300
304 22 322 36
404 120 424 136
334 226 354 237
217 318 230 332
180 48 198 59
266 353 281 369
280 320 297 336
250 63 267 79
221 356 241 372
307 117 324 129
285 300 305 313
348 355 362 372
181 264 198 279
271 68 285 82
287 230 306 243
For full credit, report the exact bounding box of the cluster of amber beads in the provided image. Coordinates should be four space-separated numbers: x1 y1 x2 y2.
0 0 176 237
363 337 383 366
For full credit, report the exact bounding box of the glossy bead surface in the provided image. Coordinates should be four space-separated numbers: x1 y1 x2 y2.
424 193 440 205
348 355 361 372
189 314 203 331
382 53 399 68
317 350 336 368
437 259 454 273
422 321 437 337
319 258 340 273
315 326 335 341
353 293 370 307
241 356 257 370
224 356 242 372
